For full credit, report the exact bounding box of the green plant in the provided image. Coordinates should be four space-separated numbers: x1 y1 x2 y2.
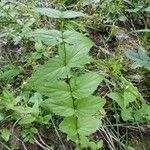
25 8 106 149
0 65 23 82
125 0 150 27
125 46 150 69
22 127 38 144
0 89 53 146
0 128 10 142
108 77 149 122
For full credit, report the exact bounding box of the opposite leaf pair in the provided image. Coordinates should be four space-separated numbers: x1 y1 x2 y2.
25 7 105 149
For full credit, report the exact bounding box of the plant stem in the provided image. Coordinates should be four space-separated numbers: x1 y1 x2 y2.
60 19 67 66
60 19 81 150
68 80 81 149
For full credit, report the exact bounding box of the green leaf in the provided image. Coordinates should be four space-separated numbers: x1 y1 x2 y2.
19 114 36 124
126 8 140 13
35 41 44 52
80 136 92 149
138 46 149 61
125 50 139 61
141 104 150 120
0 66 22 81
78 117 101 136
108 92 124 108
42 96 105 118
26 79 71 100
90 141 103 150
0 113 4 121
63 31 94 50
59 44 92 68
71 72 104 98
13 105 39 116
25 44 94 94
144 6 150 12
62 10 85 18
34 8 84 19
134 104 150 121
125 47 150 69
1 128 10 142
34 8 61 18
38 115 51 124
42 98 74 117
122 77 141 98
32 52 43 60
124 91 136 107
59 116 101 141
108 89 137 108
76 96 105 117
59 117 78 141
29 92 43 105
121 107 133 121
25 57 70 90
80 136 103 150
28 29 94 50
28 29 62 46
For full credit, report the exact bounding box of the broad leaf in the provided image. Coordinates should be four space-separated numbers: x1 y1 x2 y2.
27 29 94 50
13 105 39 116
25 57 70 91
0 66 22 81
108 86 139 109
80 136 103 150
19 114 36 124
63 31 94 50
59 116 101 141
42 98 74 117
1 128 10 142
122 77 141 98
134 104 150 121
25 44 94 94
59 44 92 68
108 92 124 108
144 6 150 12
62 10 85 18
34 8 84 19
34 8 61 18
125 46 150 69
26 79 71 100
29 92 43 105
59 117 78 141
121 107 133 121
140 104 150 120
0 113 4 121
27 29 62 46
71 72 104 98
124 91 136 107
76 96 105 117
41 96 105 118
78 117 101 135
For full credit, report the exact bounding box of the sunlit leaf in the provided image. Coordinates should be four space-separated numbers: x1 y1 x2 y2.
108 92 124 108
27 29 94 50
76 96 105 117
34 8 84 19
59 116 101 141
1 128 10 142
42 98 74 117
19 114 36 124
71 72 104 98
125 46 150 69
